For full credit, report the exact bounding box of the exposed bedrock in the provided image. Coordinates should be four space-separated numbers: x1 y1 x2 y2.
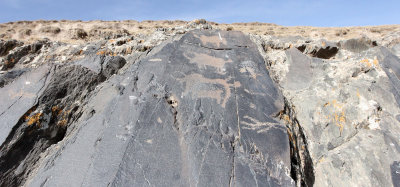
1 26 400 187
252 33 400 187
0 30 305 187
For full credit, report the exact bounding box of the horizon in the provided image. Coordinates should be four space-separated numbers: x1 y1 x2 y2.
0 0 399 27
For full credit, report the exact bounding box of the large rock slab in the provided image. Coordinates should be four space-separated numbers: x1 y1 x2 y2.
0 64 53 145
15 30 294 186
260 34 400 187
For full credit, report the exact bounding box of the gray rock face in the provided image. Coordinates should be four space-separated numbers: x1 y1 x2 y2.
254 33 400 187
0 30 296 187
338 37 377 53
0 56 125 186
1 24 400 187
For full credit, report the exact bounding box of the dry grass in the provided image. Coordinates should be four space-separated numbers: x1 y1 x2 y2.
0 20 399 44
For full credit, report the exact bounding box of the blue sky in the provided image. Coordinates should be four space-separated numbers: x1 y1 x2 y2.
0 0 399 26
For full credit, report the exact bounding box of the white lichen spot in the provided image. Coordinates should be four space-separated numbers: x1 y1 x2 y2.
129 95 138 105
120 76 130 86
149 58 162 62
368 116 380 130
116 134 127 141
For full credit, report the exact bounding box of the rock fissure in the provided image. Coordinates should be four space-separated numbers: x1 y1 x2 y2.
229 140 236 187
184 41 233 51
0 55 126 186
278 98 315 187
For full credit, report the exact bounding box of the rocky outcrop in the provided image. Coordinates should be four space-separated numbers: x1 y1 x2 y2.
0 20 400 187
252 32 400 187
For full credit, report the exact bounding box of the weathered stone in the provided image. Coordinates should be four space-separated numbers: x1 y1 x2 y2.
0 68 26 88
283 48 313 90
258 34 400 187
0 39 23 56
0 53 127 186
303 40 339 59
391 161 400 187
1 41 45 70
0 30 295 187
339 37 377 53
1 20 400 187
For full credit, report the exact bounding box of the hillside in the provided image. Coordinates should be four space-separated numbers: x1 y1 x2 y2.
1 20 400 187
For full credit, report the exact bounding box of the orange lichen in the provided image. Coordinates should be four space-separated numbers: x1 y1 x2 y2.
125 47 132 55
51 105 63 116
96 50 105 55
360 59 372 68
323 100 346 135
283 114 291 124
57 119 67 126
96 50 117 56
51 106 58 112
286 128 297 151
373 57 379 66
26 112 43 126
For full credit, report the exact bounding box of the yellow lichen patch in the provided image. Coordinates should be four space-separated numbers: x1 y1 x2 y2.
277 111 292 124
96 50 117 56
125 47 132 55
318 157 325 163
321 41 326 47
356 89 361 98
57 119 67 126
96 50 105 55
26 112 43 126
323 100 346 135
57 109 71 126
51 105 63 116
283 114 291 124
333 110 346 133
373 56 379 67
51 106 59 113
360 59 372 68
